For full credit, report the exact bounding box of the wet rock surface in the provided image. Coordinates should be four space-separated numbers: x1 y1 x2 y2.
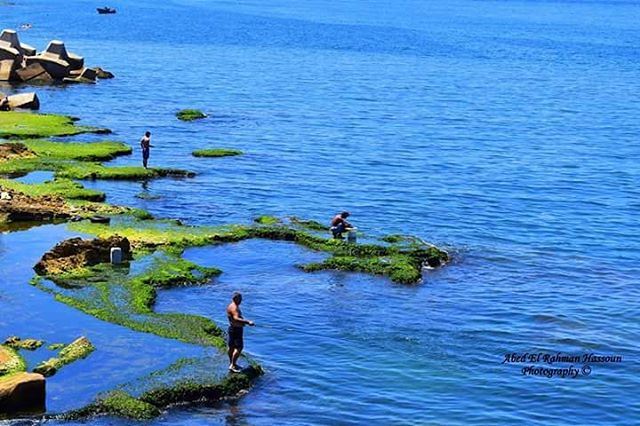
34 235 132 275
0 188 72 222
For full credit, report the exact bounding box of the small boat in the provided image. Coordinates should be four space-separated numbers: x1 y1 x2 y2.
97 7 116 14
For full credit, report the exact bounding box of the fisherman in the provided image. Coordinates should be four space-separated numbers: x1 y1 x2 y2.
140 131 151 168
330 211 353 239
226 292 255 373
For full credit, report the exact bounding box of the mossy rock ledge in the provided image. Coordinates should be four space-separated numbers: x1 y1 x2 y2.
176 109 207 121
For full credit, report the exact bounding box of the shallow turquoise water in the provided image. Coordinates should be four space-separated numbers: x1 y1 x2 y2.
1 0 639 424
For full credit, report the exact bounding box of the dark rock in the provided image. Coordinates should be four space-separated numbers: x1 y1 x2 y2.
34 236 133 275
93 67 114 79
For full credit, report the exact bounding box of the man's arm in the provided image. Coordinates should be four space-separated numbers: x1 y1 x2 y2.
231 306 255 326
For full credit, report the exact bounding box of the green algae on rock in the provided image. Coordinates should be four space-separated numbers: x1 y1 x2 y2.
254 215 281 225
0 346 26 377
32 253 226 347
192 148 242 158
64 358 263 421
289 216 329 231
67 217 449 284
47 343 65 351
33 336 95 377
0 112 109 139
21 140 132 161
3 337 44 351
176 109 207 121
0 178 105 201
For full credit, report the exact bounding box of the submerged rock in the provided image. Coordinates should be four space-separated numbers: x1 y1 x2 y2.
0 372 46 415
33 336 95 377
92 67 114 79
3 336 44 351
34 236 132 275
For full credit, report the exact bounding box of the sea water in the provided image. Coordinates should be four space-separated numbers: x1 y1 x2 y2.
0 0 639 424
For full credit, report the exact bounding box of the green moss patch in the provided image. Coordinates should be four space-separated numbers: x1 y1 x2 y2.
22 140 132 161
176 109 207 121
289 216 329 231
64 358 263 420
32 253 225 347
192 148 242 158
71 390 161 420
0 346 26 377
0 112 109 139
0 178 105 201
3 336 44 351
67 217 449 284
33 336 95 377
254 215 280 225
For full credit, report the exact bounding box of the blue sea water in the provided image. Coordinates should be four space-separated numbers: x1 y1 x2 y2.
1 0 639 424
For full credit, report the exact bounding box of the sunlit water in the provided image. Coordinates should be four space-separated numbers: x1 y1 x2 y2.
1 0 639 424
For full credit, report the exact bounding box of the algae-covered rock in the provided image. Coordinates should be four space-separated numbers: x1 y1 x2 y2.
176 109 206 121
192 148 242 158
0 346 25 376
3 336 44 351
289 216 329 231
0 372 46 415
0 142 36 161
65 363 263 420
33 336 94 377
254 215 280 225
47 343 65 351
34 236 132 276
0 112 109 139
0 187 72 223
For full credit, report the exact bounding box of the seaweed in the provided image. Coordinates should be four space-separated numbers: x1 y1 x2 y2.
192 148 242 158
176 109 207 121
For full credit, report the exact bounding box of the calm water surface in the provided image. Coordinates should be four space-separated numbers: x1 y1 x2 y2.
1 0 639 424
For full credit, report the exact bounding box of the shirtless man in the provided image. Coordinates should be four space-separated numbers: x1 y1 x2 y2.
226 292 255 373
140 131 151 168
330 211 353 239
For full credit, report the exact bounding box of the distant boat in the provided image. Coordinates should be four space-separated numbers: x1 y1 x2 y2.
97 7 116 14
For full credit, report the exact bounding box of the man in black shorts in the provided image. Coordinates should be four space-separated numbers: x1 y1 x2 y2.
226 292 255 373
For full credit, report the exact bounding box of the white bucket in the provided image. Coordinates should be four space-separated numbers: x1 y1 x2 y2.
110 247 122 264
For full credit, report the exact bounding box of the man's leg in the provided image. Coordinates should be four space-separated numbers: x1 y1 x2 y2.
228 346 234 366
231 348 243 368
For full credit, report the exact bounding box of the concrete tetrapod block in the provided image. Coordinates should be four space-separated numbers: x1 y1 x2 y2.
25 55 69 80
0 41 21 62
67 52 84 70
63 67 97 84
6 93 40 110
0 372 46 415
0 30 30 59
15 62 53 83
20 43 36 56
0 59 17 81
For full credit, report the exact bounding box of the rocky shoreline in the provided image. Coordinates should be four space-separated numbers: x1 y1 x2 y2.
0 109 450 419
